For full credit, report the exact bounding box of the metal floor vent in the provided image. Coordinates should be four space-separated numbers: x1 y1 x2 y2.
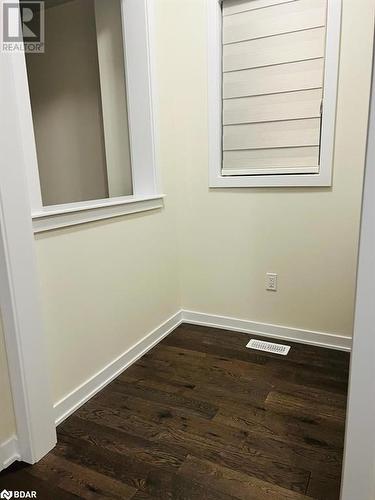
246 339 291 356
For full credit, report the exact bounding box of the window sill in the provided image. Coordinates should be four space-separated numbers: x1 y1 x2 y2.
32 195 165 233
209 172 332 188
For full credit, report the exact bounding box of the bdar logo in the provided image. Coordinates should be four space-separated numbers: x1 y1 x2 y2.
0 492 35 499
0 490 12 500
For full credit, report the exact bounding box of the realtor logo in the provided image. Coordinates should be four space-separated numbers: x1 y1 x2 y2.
2 1 44 52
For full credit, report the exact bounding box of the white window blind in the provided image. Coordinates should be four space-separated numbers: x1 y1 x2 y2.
222 0 328 176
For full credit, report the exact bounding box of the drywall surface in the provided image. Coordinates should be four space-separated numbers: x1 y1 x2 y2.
33 0 181 406
26 0 109 205
0 314 16 444
164 0 373 337
35 203 181 404
33 16 183 403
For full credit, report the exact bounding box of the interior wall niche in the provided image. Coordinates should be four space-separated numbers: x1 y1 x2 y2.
25 0 133 206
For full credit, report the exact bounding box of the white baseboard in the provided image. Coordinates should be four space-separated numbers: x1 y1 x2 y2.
54 308 351 426
0 435 19 471
54 311 183 425
181 310 352 352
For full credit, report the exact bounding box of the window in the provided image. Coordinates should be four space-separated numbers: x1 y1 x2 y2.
208 0 341 187
14 0 162 231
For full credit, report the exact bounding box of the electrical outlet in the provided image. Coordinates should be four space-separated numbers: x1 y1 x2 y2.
266 273 278 291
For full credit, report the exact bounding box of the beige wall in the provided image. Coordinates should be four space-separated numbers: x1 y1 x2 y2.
26 0 109 206
33 0 179 405
34 0 373 405
0 313 16 444
35 170 181 403
160 0 372 337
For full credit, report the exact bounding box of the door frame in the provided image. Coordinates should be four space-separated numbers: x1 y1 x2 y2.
340 33 375 500
0 47 56 466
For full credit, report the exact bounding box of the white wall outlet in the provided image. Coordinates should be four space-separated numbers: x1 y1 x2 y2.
266 273 278 291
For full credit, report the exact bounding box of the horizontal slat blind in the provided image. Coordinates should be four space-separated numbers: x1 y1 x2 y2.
223 147 320 175
223 59 324 99
224 119 321 150
223 89 323 125
223 0 297 16
223 27 325 72
223 0 326 43
222 0 327 176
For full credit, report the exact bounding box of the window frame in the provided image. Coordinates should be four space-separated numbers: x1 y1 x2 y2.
12 0 163 232
208 0 342 188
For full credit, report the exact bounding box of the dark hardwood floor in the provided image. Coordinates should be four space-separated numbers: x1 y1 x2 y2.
0 324 350 499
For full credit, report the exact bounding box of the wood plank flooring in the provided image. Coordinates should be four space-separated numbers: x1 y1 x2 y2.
0 324 350 499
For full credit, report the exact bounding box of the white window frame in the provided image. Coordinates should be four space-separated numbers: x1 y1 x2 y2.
208 0 342 188
11 0 163 232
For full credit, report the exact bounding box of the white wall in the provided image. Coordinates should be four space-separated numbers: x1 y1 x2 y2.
35 209 181 403
0 314 16 445
35 162 181 403
32 0 373 407
161 0 373 338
